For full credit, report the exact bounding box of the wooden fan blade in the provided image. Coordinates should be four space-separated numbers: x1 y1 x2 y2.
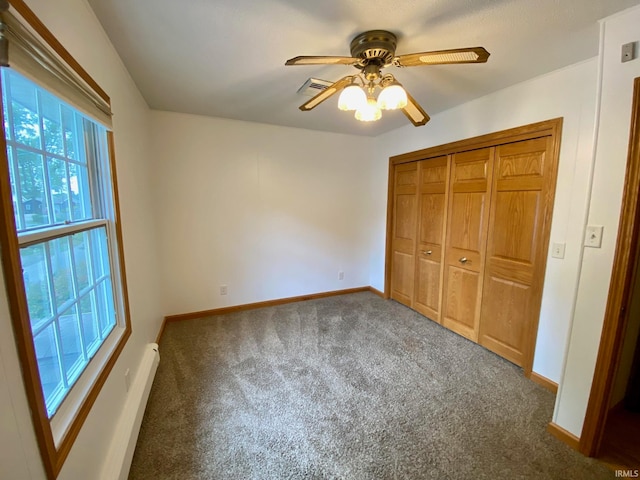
401 91 430 126
286 56 361 66
395 47 490 67
299 76 354 111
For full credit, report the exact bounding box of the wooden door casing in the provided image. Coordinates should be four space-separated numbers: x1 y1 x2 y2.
390 162 418 307
414 156 449 321
441 148 494 341
478 137 553 366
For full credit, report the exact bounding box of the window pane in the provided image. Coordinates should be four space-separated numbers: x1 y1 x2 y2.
72 231 92 292
17 149 49 229
33 323 63 413
58 306 84 384
69 162 91 221
41 93 64 155
61 105 78 161
50 237 75 311
97 279 116 338
10 77 41 149
48 157 70 224
6 145 21 230
80 292 99 356
20 243 53 329
2 73 10 141
92 227 108 280
92 227 116 337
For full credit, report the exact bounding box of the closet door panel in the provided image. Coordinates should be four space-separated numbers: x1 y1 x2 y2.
479 137 551 366
441 148 493 341
419 194 445 245
448 192 485 252
481 276 531 363
390 163 418 307
443 266 480 329
416 256 442 316
492 190 539 262
414 156 448 320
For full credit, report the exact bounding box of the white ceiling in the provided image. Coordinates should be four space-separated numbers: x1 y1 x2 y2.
87 0 640 137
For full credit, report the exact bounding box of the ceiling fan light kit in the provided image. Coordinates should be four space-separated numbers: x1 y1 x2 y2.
285 30 489 127
336 74 407 121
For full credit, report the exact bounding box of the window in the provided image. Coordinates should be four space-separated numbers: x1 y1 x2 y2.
3 69 120 417
0 2 130 478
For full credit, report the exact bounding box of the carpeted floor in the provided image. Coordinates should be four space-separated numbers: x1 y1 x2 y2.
129 292 613 479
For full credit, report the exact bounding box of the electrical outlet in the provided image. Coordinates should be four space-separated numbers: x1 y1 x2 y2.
585 225 604 248
551 242 565 259
220 285 228 295
124 368 131 392
622 42 636 63
338 271 344 280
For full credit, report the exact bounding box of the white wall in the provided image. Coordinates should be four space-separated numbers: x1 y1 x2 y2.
151 111 375 316
369 58 599 387
0 0 163 478
554 5 640 437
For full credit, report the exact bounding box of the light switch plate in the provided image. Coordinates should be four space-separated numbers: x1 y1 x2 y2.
585 225 604 248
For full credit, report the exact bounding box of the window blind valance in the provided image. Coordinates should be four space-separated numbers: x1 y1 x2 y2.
0 9 112 127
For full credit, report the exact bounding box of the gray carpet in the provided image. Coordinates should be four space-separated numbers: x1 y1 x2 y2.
129 292 612 479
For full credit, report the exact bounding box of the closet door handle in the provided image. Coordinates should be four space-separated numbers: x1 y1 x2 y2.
421 250 432 255
459 257 468 264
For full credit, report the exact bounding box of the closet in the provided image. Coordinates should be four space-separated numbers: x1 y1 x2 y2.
387 119 562 373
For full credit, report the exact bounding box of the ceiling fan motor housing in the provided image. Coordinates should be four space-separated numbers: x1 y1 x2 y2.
350 30 397 67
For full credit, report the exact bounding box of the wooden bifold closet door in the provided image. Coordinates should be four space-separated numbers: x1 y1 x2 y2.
479 137 555 366
389 162 418 307
441 148 493 341
386 119 562 373
414 157 449 321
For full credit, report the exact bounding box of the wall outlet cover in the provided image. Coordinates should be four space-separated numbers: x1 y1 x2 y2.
551 242 566 259
622 42 636 63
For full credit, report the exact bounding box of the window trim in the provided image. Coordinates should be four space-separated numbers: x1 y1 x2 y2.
0 1 131 478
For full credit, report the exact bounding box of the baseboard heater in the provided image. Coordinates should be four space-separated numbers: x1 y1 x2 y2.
100 343 160 480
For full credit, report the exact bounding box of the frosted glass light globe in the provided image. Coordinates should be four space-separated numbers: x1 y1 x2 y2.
377 84 408 110
338 85 367 111
355 97 382 122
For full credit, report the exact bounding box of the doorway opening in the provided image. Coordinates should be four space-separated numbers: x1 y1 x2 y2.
599 252 640 469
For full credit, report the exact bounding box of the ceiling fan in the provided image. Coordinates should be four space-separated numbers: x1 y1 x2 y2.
285 30 490 126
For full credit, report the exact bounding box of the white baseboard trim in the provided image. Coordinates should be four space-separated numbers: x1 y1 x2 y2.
100 343 160 480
